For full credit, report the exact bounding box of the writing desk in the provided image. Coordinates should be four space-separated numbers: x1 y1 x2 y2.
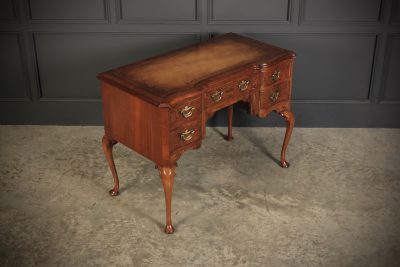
98 33 295 234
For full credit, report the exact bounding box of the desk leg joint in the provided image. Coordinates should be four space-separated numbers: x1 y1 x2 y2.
102 135 120 196
157 165 176 234
277 109 295 168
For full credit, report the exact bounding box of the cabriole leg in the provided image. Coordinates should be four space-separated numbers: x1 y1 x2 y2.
102 135 119 196
278 110 295 168
157 166 176 234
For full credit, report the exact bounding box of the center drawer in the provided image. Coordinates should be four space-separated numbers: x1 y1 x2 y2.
204 67 256 111
204 82 235 109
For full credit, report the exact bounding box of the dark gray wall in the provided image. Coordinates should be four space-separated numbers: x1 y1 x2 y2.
0 0 399 127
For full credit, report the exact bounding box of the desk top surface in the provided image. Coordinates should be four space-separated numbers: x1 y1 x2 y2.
98 33 294 101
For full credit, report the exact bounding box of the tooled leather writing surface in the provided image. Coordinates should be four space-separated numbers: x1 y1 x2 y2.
98 33 294 101
124 39 267 91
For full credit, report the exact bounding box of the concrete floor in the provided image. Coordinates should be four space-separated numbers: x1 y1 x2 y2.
0 126 399 266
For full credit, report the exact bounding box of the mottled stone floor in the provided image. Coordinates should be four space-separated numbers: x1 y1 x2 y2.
0 126 399 266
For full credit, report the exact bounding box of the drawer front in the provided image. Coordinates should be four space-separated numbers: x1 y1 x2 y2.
260 80 291 109
233 69 256 94
205 82 235 109
264 59 292 86
170 121 201 152
171 96 201 126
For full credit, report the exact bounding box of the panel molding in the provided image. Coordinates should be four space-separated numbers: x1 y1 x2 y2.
31 31 201 101
299 0 384 25
0 0 19 23
27 0 111 24
0 32 32 101
208 0 293 25
379 33 400 104
246 32 377 102
30 32 378 103
390 0 400 25
116 0 200 24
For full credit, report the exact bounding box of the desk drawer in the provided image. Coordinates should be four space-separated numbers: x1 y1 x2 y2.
260 80 291 109
170 96 201 126
170 121 201 152
205 83 234 109
264 60 292 86
233 69 256 94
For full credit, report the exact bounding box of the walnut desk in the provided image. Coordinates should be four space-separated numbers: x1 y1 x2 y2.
98 33 295 234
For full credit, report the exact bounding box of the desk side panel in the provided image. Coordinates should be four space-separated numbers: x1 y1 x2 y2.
258 58 294 117
101 82 169 165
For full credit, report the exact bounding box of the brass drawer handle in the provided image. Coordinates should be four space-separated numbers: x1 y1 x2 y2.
272 70 281 81
180 129 195 141
211 90 224 102
270 90 280 103
180 105 195 118
238 79 250 91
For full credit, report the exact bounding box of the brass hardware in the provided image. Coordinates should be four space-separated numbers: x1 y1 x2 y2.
180 105 195 118
211 90 224 102
272 70 281 81
238 79 250 91
180 129 195 141
270 90 280 103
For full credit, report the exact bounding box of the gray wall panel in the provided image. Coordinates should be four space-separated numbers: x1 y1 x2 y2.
119 0 197 22
0 0 398 126
0 33 29 99
34 33 199 99
301 0 381 23
29 0 107 21
248 33 376 101
210 0 290 23
392 0 400 23
382 35 400 101
0 0 15 21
